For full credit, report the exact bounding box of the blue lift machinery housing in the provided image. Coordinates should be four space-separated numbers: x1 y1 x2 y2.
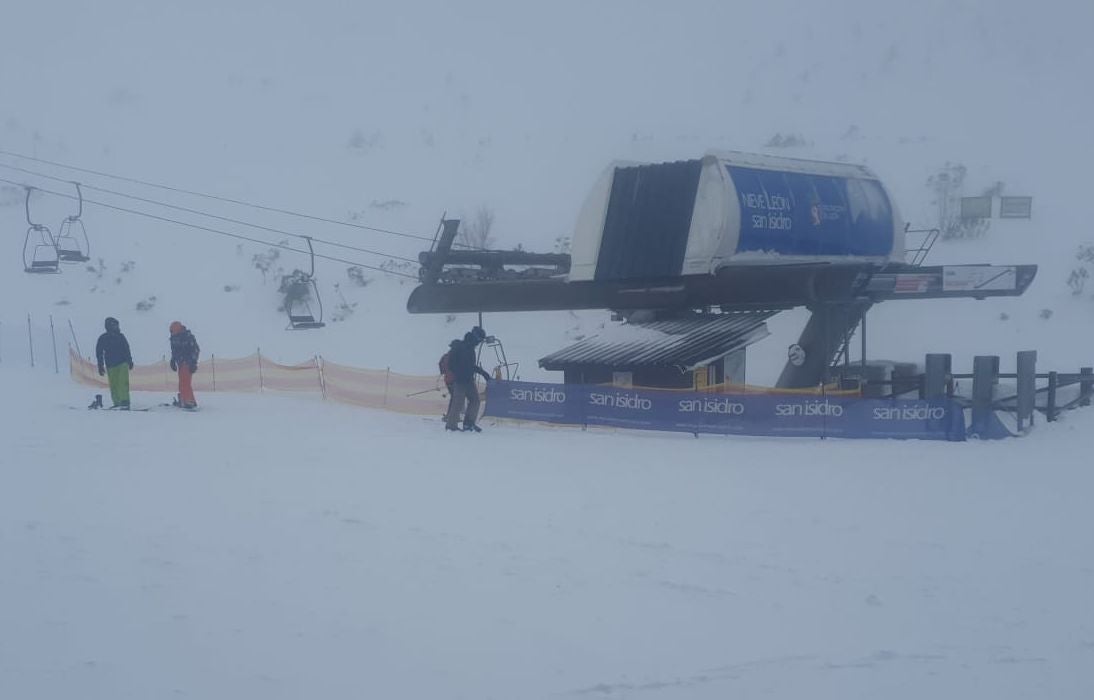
408 152 1036 388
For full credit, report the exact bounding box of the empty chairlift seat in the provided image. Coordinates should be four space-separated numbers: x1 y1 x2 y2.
22 187 60 274
285 237 326 330
55 182 91 263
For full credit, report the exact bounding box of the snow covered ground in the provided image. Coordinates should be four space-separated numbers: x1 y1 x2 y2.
3 1 1094 698
3 365 1094 699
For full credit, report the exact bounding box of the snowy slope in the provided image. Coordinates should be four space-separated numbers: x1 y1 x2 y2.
3 366 1094 699
3 3 1094 699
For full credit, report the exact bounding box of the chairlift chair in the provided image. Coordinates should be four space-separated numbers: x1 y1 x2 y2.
285 236 326 330
55 182 91 263
22 187 60 274
477 333 518 380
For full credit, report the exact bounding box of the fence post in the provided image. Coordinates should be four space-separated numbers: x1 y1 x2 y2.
970 355 999 436
383 367 390 407
257 348 264 391
1046 371 1058 422
1016 350 1036 432
1080 367 1092 408
49 315 59 374
27 314 34 368
211 354 217 392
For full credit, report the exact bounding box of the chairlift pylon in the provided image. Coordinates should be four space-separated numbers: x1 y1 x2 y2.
286 236 326 330
22 187 60 274
56 182 91 263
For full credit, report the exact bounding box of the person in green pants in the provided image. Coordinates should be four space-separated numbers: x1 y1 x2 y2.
95 317 134 409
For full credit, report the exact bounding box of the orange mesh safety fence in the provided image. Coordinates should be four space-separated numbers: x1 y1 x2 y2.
71 348 831 416
261 357 322 393
71 349 450 417
720 381 862 397
320 361 451 416
590 379 862 397
204 354 262 393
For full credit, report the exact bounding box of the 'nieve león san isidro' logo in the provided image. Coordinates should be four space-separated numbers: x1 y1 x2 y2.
742 191 793 231
872 405 947 421
510 386 567 403
677 397 746 415
774 400 844 417
589 391 653 411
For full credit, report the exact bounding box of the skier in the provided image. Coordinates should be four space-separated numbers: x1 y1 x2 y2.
439 338 461 395
95 317 134 409
169 321 200 409
444 326 491 432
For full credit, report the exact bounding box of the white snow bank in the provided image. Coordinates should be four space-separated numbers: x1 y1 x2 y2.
2 365 1093 699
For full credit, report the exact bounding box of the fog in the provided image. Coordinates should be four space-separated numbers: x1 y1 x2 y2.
3 0 1091 254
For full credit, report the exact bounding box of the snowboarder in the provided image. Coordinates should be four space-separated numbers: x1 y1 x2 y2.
95 317 134 409
444 326 491 432
169 321 200 409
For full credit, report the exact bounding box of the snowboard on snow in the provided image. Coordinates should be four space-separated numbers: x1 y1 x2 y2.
77 394 197 412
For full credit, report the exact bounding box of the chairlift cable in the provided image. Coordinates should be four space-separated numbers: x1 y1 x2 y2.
0 176 418 280
0 161 418 264
0 147 470 247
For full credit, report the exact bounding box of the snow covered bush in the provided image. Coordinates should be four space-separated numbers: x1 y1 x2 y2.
764 132 810 148
1067 244 1094 296
135 295 157 312
927 163 992 240
328 283 357 323
457 205 495 250
277 269 312 312
345 266 371 287
252 248 281 283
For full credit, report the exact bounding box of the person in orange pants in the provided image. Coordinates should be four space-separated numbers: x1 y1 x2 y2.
169 321 200 409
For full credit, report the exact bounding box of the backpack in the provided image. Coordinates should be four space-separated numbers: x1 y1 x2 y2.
439 352 454 384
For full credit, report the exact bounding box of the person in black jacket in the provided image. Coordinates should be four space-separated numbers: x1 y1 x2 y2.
444 326 491 432
95 317 134 409
169 321 200 409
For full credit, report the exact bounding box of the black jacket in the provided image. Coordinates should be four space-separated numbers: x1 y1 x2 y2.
96 330 133 370
448 339 490 384
170 329 200 370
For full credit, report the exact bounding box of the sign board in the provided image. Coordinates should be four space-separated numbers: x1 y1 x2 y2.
999 196 1032 219
726 165 896 257
942 265 1017 292
960 196 993 219
893 273 934 294
485 381 968 441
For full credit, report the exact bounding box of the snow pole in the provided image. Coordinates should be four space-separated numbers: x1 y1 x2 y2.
383 367 390 407
67 318 83 359
211 354 217 392
1081 367 1093 408
257 348 264 391
316 355 326 399
49 315 59 374
27 314 34 368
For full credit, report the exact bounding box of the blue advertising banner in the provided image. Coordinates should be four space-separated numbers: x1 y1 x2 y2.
485 381 967 441
726 165 895 258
